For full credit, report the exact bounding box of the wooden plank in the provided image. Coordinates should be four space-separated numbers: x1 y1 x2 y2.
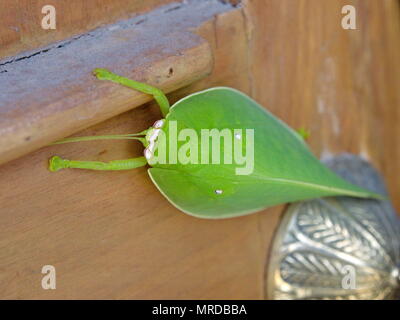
0 7 268 299
0 1 236 166
243 0 400 212
0 0 177 59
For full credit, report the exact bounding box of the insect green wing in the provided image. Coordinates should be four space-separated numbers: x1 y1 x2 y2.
147 87 382 218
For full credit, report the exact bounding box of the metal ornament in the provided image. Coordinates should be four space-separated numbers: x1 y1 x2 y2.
266 154 400 300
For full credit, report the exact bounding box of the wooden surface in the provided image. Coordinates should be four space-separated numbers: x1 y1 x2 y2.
0 0 177 59
0 0 232 167
243 0 400 211
0 0 399 299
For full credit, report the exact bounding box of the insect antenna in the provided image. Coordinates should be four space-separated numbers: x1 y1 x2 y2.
51 130 148 145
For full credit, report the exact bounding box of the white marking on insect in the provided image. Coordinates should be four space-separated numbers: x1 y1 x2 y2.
234 133 241 140
215 189 223 195
153 119 164 128
149 128 161 143
148 141 156 153
144 148 152 160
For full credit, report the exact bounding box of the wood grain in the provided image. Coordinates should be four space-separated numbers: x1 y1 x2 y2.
243 0 400 211
0 0 177 60
0 9 275 295
0 1 235 166
0 106 279 299
1 1 269 300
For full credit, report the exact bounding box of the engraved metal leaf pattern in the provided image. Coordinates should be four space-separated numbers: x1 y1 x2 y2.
267 154 400 300
280 251 380 289
337 198 399 264
296 199 389 269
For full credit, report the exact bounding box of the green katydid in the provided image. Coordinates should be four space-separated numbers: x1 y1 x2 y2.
49 68 383 219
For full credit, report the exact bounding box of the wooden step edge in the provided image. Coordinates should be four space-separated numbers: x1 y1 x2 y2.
0 0 237 166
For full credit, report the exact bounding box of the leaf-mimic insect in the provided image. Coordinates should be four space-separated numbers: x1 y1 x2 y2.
49 69 382 219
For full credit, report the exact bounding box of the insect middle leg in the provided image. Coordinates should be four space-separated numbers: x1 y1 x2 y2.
93 68 170 117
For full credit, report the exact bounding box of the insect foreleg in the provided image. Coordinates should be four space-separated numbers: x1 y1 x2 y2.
49 156 147 172
93 68 170 117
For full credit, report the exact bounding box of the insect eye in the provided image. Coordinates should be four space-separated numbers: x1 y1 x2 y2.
153 119 165 128
149 129 161 143
215 189 223 195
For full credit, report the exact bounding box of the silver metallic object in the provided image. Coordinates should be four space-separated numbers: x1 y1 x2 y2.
266 154 400 300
